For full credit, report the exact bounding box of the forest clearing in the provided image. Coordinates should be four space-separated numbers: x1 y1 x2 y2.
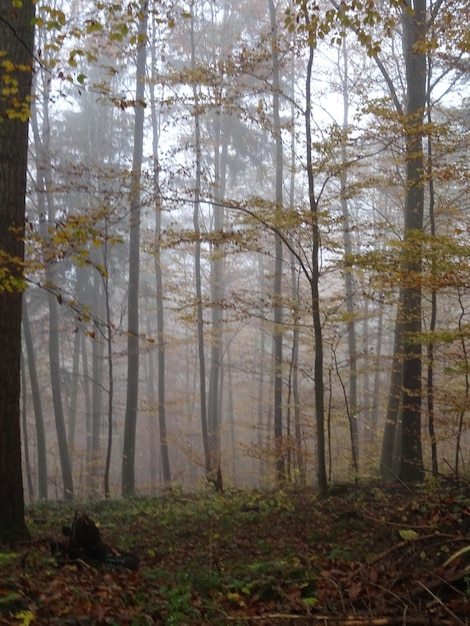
2 483 470 625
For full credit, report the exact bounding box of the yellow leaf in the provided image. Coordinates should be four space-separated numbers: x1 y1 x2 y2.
398 529 419 541
15 610 35 626
2 59 15 72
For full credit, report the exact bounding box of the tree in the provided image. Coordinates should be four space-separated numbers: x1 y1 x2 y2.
304 15 328 497
397 0 426 482
0 0 35 539
189 0 211 476
122 0 148 497
149 8 171 486
22 297 48 500
30 67 74 500
322 0 427 482
268 0 286 483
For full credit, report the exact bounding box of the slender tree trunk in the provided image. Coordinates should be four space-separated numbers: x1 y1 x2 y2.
208 113 227 478
287 79 304 484
81 331 92 485
190 1 210 474
67 330 80 453
23 300 48 500
90 277 104 495
46 283 74 499
339 38 359 474
268 0 285 483
31 78 74 500
122 1 148 496
103 223 114 498
425 56 438 477
380 295 404 479
370 296 384 444
304 16 328 496
146 319 158 491
150 12 171 486
21 351 34 502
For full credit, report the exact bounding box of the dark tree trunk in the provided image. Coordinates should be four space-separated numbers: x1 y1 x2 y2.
399 0 426 483
304 19 328 497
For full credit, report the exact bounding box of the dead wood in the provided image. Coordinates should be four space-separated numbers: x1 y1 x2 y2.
52 511 139 570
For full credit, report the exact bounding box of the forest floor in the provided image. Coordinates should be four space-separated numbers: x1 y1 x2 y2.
2 481 470 625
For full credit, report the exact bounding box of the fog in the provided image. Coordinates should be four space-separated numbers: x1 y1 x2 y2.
22 0 470 500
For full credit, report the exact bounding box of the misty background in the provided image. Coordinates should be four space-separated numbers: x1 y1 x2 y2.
22 0 470 500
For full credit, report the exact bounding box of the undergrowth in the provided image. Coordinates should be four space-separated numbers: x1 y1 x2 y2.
1 482 470 624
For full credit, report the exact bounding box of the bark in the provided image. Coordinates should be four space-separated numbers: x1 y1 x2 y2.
0 0 34 540
399 0 426 482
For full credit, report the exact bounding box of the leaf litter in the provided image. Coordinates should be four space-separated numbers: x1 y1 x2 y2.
2 482 470 624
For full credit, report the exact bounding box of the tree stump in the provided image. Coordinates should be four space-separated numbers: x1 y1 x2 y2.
53 511 139 570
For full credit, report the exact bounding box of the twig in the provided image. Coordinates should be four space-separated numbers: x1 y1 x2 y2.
225 615 454 624
416 580 467 626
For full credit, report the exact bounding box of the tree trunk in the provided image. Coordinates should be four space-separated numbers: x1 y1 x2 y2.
150 16 171 486
122 0 148 496
339 37 359 474
90 276 104 495
304 16 328 496
103 223 114 498
81 331 92 490
23 299 48 500
31 69 74 500
380 295 404 479
0 0 34 539
425 64 438 477
208 113 228 476
399 0 426 483
67 330 81 454
46 284 74 499
268 0 285 483
146 319 158 491
190 1 210 475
